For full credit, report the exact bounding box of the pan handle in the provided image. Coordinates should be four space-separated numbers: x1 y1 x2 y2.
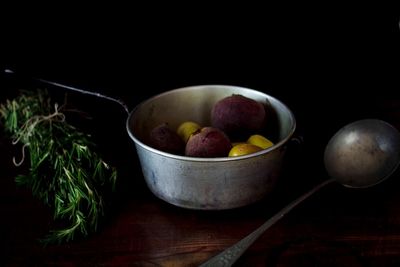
4 69 130 115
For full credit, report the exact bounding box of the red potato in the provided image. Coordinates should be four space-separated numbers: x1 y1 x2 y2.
185 127 232 157
211 94 266 139
149 123 185 155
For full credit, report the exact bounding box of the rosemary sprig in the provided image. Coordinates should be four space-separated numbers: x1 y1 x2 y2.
0 89 117 244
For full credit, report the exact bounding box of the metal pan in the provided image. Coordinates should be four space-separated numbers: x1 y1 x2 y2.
5 70 296 210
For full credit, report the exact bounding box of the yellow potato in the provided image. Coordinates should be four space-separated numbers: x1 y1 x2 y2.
247 134 274 149
176 121 201 143
228 143 262 157
231 142 246 147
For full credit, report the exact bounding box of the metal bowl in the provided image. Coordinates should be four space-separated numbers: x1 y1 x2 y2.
126 85 296 210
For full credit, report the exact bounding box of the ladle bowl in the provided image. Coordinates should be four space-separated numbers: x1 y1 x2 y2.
201 119 400 267
4 70 399 266
324 119 400 188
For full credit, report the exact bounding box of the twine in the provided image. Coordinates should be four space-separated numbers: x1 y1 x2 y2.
12 103 65 166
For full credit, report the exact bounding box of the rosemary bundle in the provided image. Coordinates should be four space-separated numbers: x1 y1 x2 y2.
0 89 117 244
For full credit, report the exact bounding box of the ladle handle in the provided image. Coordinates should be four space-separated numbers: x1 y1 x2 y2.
3 68 130 115
200 178 335 267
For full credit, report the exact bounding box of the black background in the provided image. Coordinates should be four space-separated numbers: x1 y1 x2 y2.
1 5 400 266
1 6 400 167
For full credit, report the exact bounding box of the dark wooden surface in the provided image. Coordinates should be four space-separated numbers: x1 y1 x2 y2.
2 9 400 267
1 74 400 267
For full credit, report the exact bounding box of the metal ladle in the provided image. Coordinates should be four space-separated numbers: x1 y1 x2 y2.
201 119 400 267
4 70 400 266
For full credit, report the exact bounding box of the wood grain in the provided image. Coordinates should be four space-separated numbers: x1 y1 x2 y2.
1 78 400 266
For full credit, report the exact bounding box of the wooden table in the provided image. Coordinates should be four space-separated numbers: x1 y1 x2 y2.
2 10 400 262
1 71 400 267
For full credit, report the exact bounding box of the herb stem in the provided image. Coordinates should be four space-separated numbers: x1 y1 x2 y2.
0 89 117 244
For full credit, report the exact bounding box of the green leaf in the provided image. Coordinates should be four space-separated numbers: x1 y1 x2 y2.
0 89 117 244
